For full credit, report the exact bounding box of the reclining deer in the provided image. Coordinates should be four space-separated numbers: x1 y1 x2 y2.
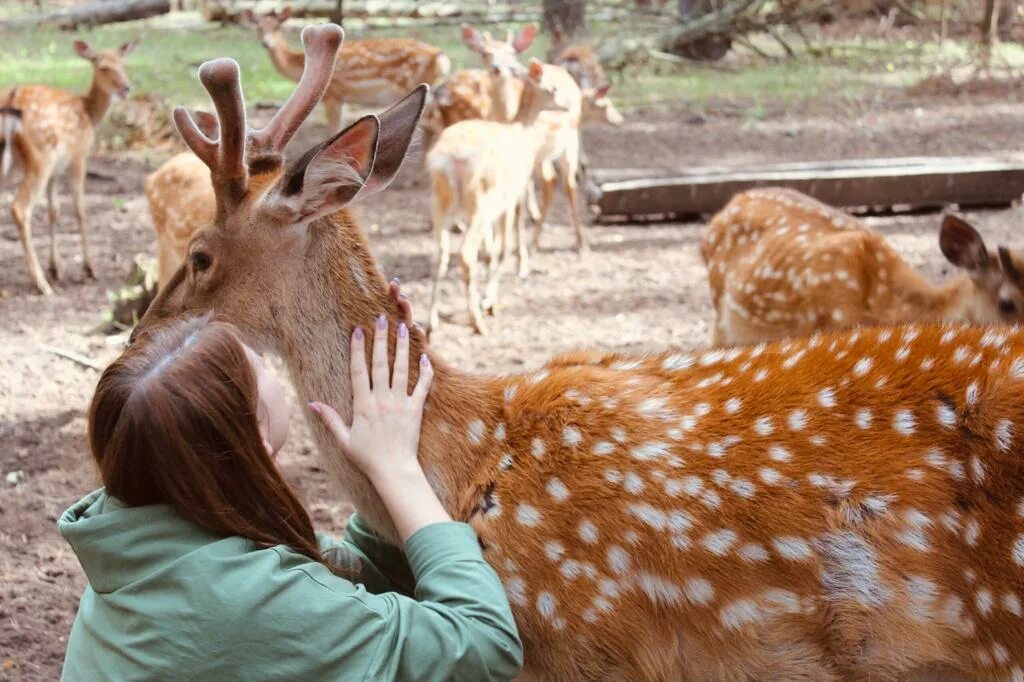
138 24 1024 681
703 188 1024 346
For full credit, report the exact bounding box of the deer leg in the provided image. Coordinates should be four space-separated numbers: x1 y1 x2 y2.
323 97 343 133
525 177 541 223
482 217 509 317
533 160 557 250
70 157 95 279
459 220 488 335
11 166 53 295
562 137 589 254
515 195 530 279
427 229 451 335
45 174 61 281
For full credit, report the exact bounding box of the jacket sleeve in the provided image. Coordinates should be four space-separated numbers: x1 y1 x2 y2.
237 521 523 682
316 514 415 596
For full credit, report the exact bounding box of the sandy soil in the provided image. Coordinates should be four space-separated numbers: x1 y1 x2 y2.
2 83 1024 679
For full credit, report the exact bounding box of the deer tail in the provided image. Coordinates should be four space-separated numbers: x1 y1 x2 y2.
0 102 23 179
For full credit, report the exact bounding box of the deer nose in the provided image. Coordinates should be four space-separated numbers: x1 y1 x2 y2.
999 299 1018 315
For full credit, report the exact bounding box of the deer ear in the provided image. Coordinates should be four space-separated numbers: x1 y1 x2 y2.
527 58 544 81
940 215 989 272
514 25 538 53
118 37 140 56
360 84 428 196
594 82 613 99
73 40 96 61
240 9 257 26
192 110 220 139
274 115 379 224
280 5 294 21
461 24 485 54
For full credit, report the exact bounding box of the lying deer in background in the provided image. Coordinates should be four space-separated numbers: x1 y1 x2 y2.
242 6 449 132
145 112 217 291
139 24 1024 681
703 188 1024 346
426 59 565 335
0 38 138 295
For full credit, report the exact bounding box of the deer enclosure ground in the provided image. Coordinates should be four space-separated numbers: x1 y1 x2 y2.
2 81 1024 680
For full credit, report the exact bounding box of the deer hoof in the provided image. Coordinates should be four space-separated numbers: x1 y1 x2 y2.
35 279 55 297
83 263 97 280
48 261 62 282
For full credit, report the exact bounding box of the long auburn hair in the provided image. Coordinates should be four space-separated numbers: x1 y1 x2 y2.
88 314 327 567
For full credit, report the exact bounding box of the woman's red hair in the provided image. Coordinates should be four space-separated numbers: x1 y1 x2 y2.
88 314 326 565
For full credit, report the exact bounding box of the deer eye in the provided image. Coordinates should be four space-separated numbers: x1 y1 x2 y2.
190 251 212 272
999 299 1017 315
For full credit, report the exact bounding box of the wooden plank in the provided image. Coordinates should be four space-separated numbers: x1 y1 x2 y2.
595 155 1024 222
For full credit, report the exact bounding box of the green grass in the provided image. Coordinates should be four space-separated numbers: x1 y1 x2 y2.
1 13 1018 117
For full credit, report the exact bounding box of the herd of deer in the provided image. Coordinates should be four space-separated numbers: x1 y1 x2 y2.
3 14 1024 682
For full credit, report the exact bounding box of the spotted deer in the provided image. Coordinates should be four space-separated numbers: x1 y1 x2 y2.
426 59 565 336
0 38 138 295
703 188 1024 347
144 112 218 291
242 6 449 132
138 25 1024 681
462 24 590 254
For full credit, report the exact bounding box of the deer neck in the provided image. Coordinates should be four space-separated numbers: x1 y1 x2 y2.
277 211 503 543
264 33 306 83
933 273 988 324
81 76 113 126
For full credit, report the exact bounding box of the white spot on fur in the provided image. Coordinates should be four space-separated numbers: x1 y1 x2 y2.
467 419 485 444
702 529 738 556
1013 535 1024 566
637 572 684 605
662 353 694 371
607 545 631 574
544 540 564 561
725 398 742 413
719 599 762 630
769 444 792 462
631 441 671 460
892 410 916 435
788 409 808 431
531 437 545 459
855 408 872 430
684 577 715 605
853 357 872 376
995 419 1013 452
537 591 557 619
773 536 813 560
592 441 614 456
817 387 837 408
578 519 599 545
754 416 774 436
563 426 582 447
517 504 541 527
976 588 994 616
936 403 957 428
505 576 527 606
547 478 570 502
624 473 646 495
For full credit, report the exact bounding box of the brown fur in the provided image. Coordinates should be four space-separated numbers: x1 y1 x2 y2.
1 38 137 295
703 188 1024 346
246 7 448 131
139 31 1024 682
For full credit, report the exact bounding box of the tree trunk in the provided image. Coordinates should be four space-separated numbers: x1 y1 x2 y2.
543 0 587 42
1 0 170 29
330 0 344 26
983 0 1002 48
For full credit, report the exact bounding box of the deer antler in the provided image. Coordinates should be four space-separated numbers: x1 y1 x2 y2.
172 24 343 214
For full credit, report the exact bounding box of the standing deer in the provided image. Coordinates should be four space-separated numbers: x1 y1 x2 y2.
703 188 1024 346
426 59 564 335
0 38 138 295
145 112 218 291
242 6 449 132
139 25 1024 681
463 24 589 254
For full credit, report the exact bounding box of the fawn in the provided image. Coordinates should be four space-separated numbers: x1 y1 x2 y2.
145 112 218 291
0 38 138 295
426 59 565 335
703 188 1024 347
138 25 1024 680
462 24 589 254
242 6 449 132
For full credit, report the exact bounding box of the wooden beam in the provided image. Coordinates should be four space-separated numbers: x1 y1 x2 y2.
595 155 1024 222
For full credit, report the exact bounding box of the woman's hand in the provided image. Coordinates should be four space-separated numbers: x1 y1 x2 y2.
309 302 451 542
311 314 432 484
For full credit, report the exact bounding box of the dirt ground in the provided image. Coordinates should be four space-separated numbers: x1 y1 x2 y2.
2 81 1024 679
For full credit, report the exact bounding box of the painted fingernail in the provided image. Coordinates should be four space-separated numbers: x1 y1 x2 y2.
377 313 387 330
421 353 430 366
399 322 408 338
353 327 364 341
308 402 321 415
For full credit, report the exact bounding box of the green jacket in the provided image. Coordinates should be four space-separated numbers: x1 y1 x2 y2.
58 489 522 681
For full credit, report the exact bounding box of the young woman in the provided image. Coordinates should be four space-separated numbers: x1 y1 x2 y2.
59 286 523 681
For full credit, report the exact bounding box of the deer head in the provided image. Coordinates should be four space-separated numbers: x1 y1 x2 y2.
241 5 294 50
939 214 1024 323
461 23 536 76
581 82 624 126
74 38 138 100
139 24 427 355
